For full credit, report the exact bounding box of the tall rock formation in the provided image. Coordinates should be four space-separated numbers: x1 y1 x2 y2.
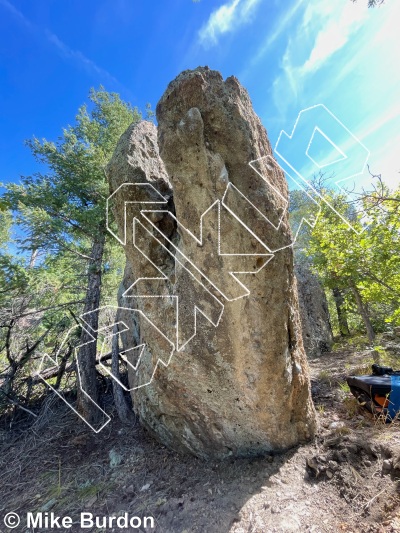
107 67 316 459
295 263 333 358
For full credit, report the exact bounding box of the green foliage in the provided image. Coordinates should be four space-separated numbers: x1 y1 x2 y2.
3 87 141 306
351 0 385 7
306 183 400 331
0 88 141 418
338 381 350 393
288 189 319 264
5 87 141 257
292 182 400 337
0 210 30 296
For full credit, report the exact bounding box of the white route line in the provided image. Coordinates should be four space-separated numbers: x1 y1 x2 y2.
34 305 175 431
36 323 111 433
106 182 168 245
242 155 322 252
124 217 224 351
274 103 371 235
306 126 347 169
140 200 273 302
34 103 372 433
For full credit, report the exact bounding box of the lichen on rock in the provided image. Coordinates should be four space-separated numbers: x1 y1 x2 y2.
106 67 317 459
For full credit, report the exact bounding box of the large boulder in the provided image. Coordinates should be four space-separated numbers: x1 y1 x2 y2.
295 263 333 358
107 67 316 459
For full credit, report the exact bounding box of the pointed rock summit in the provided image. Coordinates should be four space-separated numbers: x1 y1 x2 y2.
107 67 316 458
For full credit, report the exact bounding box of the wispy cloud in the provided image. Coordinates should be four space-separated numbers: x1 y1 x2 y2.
198 0 261 48
268 0 400 191
307 1 398 103
270 0 369 114
242 0 304 76
45 31 120 85
0 0 33 28
301 2 367 73
0 0 120 87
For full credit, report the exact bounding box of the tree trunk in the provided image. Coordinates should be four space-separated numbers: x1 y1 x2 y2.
29 249 38 268
76 229 105 425
332 287 350 337
350 282 375 343
111 320 135 425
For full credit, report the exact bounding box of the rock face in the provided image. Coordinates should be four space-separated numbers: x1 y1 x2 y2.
107 67 316 459
295 263 333 358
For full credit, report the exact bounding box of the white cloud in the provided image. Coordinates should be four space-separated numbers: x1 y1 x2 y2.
265 0 400 194
301 1 368 73
270 0 372 113
326 1 398 97
0 0 121 87
245 0 305 71
198 0 261 48
45 31 119 85
0 0 33 28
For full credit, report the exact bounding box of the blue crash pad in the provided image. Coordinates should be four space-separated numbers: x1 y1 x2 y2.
388 375 400 420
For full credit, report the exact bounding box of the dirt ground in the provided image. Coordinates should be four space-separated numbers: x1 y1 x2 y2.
1 335 400 533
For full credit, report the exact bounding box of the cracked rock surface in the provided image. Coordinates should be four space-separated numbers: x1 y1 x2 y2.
107 67 316 458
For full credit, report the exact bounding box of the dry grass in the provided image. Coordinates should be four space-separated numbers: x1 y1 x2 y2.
2 335 400 532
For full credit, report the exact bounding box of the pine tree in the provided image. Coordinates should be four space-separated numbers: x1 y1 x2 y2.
4 88 142 423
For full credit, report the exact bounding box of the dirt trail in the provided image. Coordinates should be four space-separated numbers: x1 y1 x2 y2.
1 338 400 533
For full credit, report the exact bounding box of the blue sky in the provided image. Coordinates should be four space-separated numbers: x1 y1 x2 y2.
1 0 399 191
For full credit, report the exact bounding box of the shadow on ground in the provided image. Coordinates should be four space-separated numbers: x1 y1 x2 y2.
0 398 299 533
